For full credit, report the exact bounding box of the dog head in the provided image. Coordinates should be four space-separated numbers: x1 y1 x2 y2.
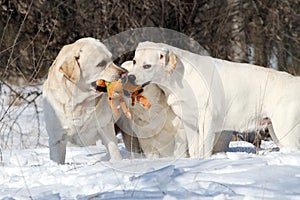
94 59 129 93
127 42 177 86
57 37 118 92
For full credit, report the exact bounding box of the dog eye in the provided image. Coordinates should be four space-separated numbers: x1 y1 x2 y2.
133 60 136 65
143 64 151 69
97 61 107 67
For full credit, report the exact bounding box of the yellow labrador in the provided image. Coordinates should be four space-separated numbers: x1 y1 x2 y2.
115 61 187 158
43 38 125 164
117 61 231 158
127 41 300 158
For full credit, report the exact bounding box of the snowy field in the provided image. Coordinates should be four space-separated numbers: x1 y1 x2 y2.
1 85 300 199
2 142 300 200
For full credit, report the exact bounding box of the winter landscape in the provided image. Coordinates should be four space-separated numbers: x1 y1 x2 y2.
1 1 300 200
1 85 300 200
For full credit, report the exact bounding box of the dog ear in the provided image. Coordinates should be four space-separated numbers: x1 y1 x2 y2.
160 49 177 74
160 48 169 66
167 53 177 72
59 50 80 82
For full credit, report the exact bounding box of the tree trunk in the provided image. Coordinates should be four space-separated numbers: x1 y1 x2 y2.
228 0 247 63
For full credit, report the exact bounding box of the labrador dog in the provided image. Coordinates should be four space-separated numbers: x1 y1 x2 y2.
117 61 187 158
116 61 232 158
43 37 125 164
126 41 300 158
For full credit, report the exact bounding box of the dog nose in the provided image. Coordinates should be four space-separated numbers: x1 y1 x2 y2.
127 74 136 83
91 81 97 88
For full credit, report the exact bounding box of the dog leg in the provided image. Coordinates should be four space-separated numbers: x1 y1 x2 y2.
174 126 189 158
184 124 202 158
271 115 300 151
49 138 67 164
184 122 215 159
213 131 232 154
138 138 160 159
99 123 122 161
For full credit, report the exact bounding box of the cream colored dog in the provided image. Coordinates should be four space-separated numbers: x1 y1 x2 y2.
43 37 124 164
118 62 187 158
116 61 232 158
126 41 300 158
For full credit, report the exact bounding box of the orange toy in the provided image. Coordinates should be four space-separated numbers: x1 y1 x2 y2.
130 86 151 108
96 79 151 118
96 79 131 119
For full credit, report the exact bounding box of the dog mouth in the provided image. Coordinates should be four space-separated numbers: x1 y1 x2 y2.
92 76 150 95
141 81 151 88
92 65 128 93
124 74 151 88
100 65 129 83
123 78 151 97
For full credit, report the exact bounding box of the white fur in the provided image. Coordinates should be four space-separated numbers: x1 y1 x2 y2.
128 41 300 158
43 38 122 164
117 61 188 158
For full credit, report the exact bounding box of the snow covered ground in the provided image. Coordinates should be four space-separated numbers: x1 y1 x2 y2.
1 86 300 199
1 142 300 200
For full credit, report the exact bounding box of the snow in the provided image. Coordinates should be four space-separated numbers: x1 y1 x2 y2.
1 143 300 199
1 86 300 199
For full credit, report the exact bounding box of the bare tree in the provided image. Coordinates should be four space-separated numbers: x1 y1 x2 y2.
228 0 247 62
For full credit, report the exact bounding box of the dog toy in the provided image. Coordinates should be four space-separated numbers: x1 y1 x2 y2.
96 79 132 119
121 79 151 108
130 85 151 108
96 79 151 118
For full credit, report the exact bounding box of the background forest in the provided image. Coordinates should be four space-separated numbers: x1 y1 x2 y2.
0 0 299 149
0 0 299 85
